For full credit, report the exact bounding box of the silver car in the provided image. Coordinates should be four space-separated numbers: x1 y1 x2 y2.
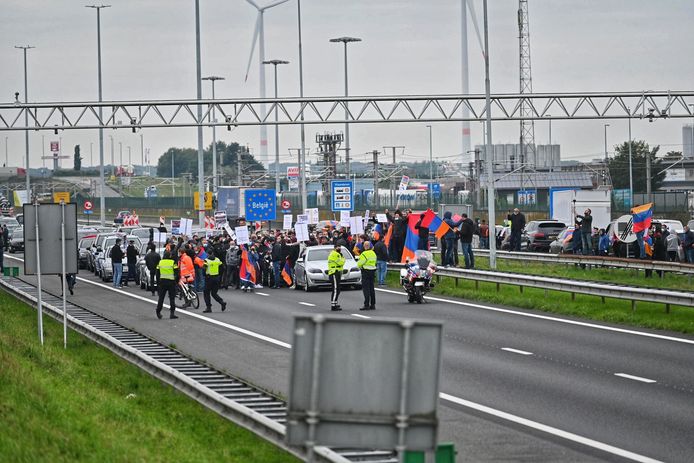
100 236 141 281
294 245 361 292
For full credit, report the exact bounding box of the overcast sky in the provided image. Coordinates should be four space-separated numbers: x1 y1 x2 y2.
2 0 693 170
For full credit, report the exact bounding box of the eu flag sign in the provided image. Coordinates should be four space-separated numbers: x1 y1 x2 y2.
244 189 277 221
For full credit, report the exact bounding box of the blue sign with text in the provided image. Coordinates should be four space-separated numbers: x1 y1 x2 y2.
331 180 354 211
244 189 276 221
431 182 441 200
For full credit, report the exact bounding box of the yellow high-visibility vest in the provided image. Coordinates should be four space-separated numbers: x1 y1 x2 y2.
157 259 177 280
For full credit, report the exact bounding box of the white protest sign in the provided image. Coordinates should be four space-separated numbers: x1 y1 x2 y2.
305 208 320 224
180 218 193 236
223 224 236 240
340 211 350 227
153 231 167 244
283 214 293 230
295 222 310 242
296 214 309 224
235 226 250 245
349 216 365 235
365 209 370 220
376 213 388 223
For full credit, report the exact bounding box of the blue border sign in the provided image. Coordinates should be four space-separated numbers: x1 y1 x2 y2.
331 180 354 212
245 189 276 221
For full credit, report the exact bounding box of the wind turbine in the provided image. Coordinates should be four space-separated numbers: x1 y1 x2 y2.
244 0 290 168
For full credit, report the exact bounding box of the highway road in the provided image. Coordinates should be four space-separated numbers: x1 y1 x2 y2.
5 251 694 462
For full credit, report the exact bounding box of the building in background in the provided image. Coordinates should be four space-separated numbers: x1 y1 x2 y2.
683 125 694 159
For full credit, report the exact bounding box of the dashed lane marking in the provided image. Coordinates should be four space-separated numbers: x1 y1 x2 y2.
615 373 657 384
501 347 534 356
351 314 371 319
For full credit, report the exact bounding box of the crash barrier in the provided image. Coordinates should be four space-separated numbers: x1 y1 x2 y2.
0 276 396 463
388 263 694 313
473 249 694 281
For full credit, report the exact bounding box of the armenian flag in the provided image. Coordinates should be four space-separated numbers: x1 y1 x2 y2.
383 223 393 247
281 259 293 286
630 203 653 234
239 246 257 284
399 209 452 263
420 209 451 240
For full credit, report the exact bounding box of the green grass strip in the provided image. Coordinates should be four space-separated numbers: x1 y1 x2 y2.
0 289 299 463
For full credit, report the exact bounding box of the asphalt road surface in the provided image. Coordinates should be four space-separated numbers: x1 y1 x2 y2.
5 252 693 462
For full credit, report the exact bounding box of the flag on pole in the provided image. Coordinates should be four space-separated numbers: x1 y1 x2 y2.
630 203 653 233
239 246 257 284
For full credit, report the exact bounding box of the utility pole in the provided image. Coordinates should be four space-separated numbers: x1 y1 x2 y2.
15 45 34 200
603 123 610 162
237 147 244 188
202 75 225 193
372 150 380 209
85 4 110 226
426 125 433 208
194 0 205 228
483 0 497 269
262 60 289 194
383 145 404 208
646 143 652 203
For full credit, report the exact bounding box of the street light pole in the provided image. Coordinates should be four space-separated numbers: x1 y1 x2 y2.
603 123 610 162
426 125 433 208
194 0 205 228
330 36 361 179
4 136 8 166
15 45 34 200
262 60 289 194
483 0 497 269
86 4 110 226
296 0 307 210
628 109 633 208
90 142 93 167
202 75 225 193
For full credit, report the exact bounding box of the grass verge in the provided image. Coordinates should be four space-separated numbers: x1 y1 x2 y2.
387 271 694 335
0 289 298 463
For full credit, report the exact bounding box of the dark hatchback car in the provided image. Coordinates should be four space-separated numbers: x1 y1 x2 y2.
524 220 567 252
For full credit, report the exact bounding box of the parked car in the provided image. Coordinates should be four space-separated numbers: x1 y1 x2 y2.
137 243 165 292
498 226 528 251
113 210 131 225
523 220 567 252
688 219 694 230
88 232 120 274
78 227 99 241
652 219 684 234
130 227 153 241
8 226 24 253
293 245 361 291
78 237 96 269
15 213 23 225
0 217 20 235
100 235 141 282
549 227 575 254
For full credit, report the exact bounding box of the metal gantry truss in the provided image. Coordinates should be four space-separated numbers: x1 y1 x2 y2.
1 91 694 131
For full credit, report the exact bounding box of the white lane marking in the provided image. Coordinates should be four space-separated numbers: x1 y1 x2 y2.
351 314 371 319
614 373 657 384
4 255 290 349
375 287 694 346
0 254 669 460
439 393 662 463
299 302 316 307
501 347 533 356
256 292 270 296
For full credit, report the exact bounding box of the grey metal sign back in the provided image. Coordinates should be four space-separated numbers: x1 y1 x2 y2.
286 315 442 453
24 203 78 275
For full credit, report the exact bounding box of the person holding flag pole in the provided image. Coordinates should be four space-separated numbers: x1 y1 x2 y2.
630 203 653 259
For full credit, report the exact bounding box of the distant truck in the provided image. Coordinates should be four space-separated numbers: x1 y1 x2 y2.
550 189 611 230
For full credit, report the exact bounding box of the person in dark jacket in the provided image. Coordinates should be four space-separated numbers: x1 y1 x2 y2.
144 244 161 295
387 209 408 262
459 214 475 268
646 227 667 278
124 239 139 286
442 211 463 266
110 238 125 288
373 235 389 285
415 213 429 251
271 238 283 288
575 209 594 255
507 208 526 251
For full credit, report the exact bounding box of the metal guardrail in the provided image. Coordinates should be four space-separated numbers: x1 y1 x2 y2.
389 263 694 311
472 249 694 278
0 276 396 463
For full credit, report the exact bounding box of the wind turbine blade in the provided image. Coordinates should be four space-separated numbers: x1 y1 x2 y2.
245 0 261 10
244 14 261 83
466 0 486 59
263 0 290 10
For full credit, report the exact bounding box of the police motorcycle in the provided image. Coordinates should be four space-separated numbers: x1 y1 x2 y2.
400 250 436 304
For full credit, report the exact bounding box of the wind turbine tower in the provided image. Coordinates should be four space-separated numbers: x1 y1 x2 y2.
518 0 535 170
244 0 290 168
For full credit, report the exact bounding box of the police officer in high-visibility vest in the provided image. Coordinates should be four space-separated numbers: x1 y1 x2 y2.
327 245 346 311
357 241 377 310
203 250 227 313
156 251 179 319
